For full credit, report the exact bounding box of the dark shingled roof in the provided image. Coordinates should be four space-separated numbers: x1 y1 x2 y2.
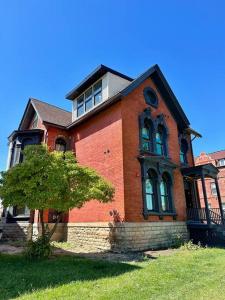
19 98 72 130
31 98 72 127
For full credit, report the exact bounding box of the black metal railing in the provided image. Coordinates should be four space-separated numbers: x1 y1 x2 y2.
187 208 223 225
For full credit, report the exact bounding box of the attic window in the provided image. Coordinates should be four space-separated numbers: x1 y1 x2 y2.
31 114 38 129
143 87 158 108
218 159 225 167
76 80 102 118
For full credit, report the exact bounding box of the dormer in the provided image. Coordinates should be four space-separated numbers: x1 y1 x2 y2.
65 65 133 121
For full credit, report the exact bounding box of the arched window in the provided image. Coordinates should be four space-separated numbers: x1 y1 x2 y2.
55 138 66 152
156 125 167 156
141 119 153 152
180 139 188 164
145 169 158 211
160 173 172 212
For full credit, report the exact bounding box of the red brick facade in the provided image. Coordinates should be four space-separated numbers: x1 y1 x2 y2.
23 78 195 224
195 152 225 209
7 65 197 230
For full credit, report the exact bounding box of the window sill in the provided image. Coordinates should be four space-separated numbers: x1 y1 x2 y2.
139 150 170 159
144 211 177 220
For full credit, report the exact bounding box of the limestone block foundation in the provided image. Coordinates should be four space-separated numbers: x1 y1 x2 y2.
1 221 188 252
65 221 188 252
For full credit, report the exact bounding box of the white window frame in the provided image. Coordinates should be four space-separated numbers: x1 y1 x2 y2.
75 80 102 118
218 159 225 167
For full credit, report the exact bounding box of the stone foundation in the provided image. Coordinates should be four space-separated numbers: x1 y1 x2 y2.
1 221 188 251
65 221 188 251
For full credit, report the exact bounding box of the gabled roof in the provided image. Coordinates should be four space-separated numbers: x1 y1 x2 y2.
18 64 192 132
67 64 190 130
120 64 190 129
208 150 225 160
19 98 72 130
65 64 133 100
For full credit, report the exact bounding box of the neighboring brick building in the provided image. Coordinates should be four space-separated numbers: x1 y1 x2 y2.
195 151 225 210
4 64 221 250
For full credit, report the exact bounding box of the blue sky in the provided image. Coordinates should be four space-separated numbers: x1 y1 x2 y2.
0 0 225 171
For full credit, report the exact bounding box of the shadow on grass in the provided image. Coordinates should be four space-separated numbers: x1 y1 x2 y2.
0 253 141 300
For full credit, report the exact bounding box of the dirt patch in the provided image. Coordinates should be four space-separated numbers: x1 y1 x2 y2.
0 244 24 255
0 242 178 262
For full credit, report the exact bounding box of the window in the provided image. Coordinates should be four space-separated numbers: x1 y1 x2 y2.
211 182 217 196
222 202 225 211
145 169 158 211
77 95 84 117
76 80 102 117
156 125 166 156
85 88 93 112
141 120 153 152
94 80 102 105
180 139 188 164
218 159 225 167
31 114 38 129
55 138 66 152
160 173 172 212
145 179 154 210
143 87 158 108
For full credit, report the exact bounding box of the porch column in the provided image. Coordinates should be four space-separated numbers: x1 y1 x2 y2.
201 173 211 225
215 178 224 224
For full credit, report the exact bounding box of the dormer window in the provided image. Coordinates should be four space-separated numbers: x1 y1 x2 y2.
218 159 225 167
76 80 102 118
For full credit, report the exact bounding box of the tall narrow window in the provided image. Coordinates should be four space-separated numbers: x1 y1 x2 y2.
211 182 217 196
145 178 154 210
55 138 66 152
93 80 102 105
31 113 38 129
160 174 172 212
141 119 153 152
77 95 84 117
85 87 93 112
180 139 188 164
156 125 165 155
145 169 158 211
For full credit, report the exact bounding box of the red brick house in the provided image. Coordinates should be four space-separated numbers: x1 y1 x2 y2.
3 64 222 250
195 151 225 210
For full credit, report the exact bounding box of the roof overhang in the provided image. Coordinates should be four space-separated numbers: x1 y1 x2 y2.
65 64 133 100
181 163 219 179
8 129 44 142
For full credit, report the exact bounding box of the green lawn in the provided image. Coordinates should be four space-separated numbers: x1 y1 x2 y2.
1 248 225 300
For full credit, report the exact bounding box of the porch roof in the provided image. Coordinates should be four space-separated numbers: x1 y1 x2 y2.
181 163 219 179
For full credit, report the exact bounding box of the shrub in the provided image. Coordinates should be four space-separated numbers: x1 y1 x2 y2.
181 240 205 251
25 236 52 260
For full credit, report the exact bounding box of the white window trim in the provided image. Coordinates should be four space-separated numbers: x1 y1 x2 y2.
75 79 103 119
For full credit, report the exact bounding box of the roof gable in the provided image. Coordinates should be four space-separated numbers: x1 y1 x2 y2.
19 98 72 130
121 64 190 130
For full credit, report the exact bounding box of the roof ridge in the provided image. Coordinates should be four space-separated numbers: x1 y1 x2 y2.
30 97 71 114
208 150 225 155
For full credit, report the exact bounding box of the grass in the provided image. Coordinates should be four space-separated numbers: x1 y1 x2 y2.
1 248 225 299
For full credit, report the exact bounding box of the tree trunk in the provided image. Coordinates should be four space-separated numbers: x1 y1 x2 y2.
39 209 46 239
48 213 62 240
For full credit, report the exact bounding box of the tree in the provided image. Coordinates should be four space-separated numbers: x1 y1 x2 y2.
0 144 114 244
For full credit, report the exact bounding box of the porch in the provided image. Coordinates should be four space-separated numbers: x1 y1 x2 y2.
182 163 224 228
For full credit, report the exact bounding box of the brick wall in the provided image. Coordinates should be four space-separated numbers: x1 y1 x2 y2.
121 78 190 222
195 153 225 208
68 101 125 222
